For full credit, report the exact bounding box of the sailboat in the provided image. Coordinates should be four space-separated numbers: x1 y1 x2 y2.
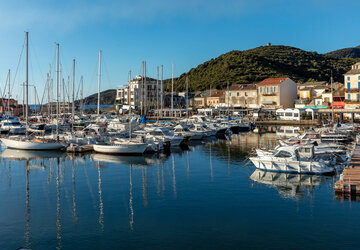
0 33 66 151
93 70 147 155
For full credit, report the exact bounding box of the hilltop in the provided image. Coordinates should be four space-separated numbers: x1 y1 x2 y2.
324 46 360 59
77 89 116 105
171 45 358 91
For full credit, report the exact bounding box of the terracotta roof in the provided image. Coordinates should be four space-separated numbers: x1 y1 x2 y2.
229 84 256 91
208 90 224 98
257 78 288 86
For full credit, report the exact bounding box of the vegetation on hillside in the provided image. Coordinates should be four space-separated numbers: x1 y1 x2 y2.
324 46 360 59
170 45 358 91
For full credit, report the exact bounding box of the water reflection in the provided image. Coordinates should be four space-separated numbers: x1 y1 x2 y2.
0 131 348 249
250 169 330 199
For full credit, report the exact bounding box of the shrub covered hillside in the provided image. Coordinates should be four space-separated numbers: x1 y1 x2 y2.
171 45 358 91
324 46 360 59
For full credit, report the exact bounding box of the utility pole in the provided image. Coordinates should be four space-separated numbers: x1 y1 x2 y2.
97 50 102 116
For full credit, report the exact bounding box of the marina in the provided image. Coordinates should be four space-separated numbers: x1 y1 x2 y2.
0 131 360 249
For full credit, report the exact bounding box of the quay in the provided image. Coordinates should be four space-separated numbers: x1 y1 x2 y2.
255 120 320 126
335 143 360 199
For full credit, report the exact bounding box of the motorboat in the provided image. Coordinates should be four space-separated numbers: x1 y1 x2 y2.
0 118 26 134
250 144 335 175
173 124 202 140
144 127 184 146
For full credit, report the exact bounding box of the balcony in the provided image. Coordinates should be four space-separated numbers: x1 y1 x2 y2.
295 99 311 104
345 88 360 93
262 92 277 96
344 99 360 104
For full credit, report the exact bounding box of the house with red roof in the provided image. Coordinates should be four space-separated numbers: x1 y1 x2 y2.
257 78 297 108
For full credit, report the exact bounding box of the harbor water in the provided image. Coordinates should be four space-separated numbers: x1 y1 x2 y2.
0 131 359 249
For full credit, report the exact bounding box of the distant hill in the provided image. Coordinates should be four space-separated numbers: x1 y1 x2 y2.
77 89 116 105
170 45 358 91
324 46 360 59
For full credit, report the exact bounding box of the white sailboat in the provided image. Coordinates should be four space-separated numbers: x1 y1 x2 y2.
0 34 66 151
93 70 147 155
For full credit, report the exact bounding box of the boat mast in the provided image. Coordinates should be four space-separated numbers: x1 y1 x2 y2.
25 32 29 130
56 43 59 138
156 66 159 123
171 63 174 117
331 71 334 123
97 50 102 116
161 65 163 117
144 61 147 115
129 70 132 141
72 59 75 125
80 76 83 115
141 61 144 116
34 86 37 115
227 80 230 117
186 76 189 118
7 69 10 114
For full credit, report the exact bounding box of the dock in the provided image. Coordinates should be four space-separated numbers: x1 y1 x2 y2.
255 120 320 126
335 144 360 197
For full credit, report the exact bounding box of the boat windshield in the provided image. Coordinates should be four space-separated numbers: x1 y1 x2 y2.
274 150 292 158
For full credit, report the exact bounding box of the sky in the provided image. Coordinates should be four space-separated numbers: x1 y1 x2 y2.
0 0 359 103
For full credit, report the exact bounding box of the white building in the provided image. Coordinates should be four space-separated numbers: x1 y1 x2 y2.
115 76 163 111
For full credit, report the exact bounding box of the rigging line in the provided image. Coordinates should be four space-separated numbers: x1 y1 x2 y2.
10 35 26 95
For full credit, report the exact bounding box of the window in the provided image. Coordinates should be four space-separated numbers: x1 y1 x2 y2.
237 92 239 96
358 82 360 89
229 93 231 96
245 92 248 96
274 96 277 101
267 97 270 101
274 87 278 92
285 113 292 117
357 94 360 101
275 151 292 158
348 76 350 81
348 94 351 100
358 76 360 80
348 82 351 89
259 87 263 93
260 97 263 102
294 113 299 117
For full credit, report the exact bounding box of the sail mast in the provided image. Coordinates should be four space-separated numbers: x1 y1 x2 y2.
72 59 75 124
171 63 174 117
186 76 189 118
25 32 29 129
56 43 59 138
7 69 10 114
161 65 163 117
156 66 159 122
80 76 83 114
129 70 132 141
97 50 102 116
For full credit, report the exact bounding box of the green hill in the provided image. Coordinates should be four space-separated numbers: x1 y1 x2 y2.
171 45 358 91
324 46 360 59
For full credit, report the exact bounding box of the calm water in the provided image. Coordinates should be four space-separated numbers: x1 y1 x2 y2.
0 132 359 249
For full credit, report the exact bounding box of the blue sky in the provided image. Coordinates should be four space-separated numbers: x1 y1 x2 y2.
0 0 359 103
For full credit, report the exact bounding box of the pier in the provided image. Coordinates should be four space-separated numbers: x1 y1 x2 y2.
335 143 360 199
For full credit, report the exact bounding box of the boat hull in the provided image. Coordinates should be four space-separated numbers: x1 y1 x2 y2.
249 157 335 175
1 138 66 150
93 143 148 155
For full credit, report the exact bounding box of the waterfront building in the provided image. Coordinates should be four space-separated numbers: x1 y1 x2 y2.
257 78 297 109
192 89 217 109
115 76 162 111
225 84 257 108
344 62 360 109
206 90 225 108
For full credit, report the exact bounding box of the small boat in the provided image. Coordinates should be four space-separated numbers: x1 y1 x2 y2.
93 140 148 155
